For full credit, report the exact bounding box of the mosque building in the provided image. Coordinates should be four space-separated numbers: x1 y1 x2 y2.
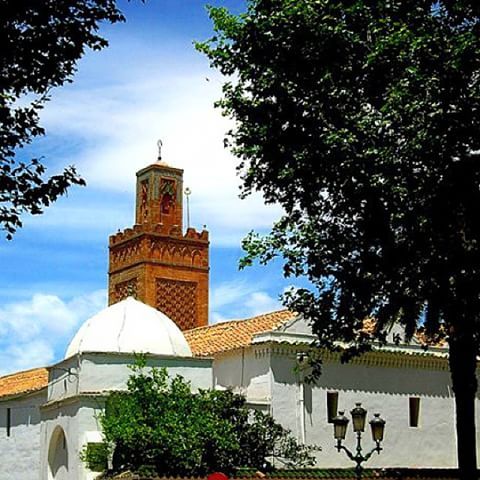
0 153 471 479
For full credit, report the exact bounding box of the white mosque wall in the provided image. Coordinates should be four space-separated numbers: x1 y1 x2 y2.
41 401 81 480
40 398 105 480
47 353 212 404
0 389 46 480
39 352 214 480
76 352 213 394
212 342 480 470
48 356 80 403
212 348 271 405
269 348 464 469
277 316 314 335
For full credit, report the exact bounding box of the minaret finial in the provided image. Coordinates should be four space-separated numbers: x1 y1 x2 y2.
157 139 163 161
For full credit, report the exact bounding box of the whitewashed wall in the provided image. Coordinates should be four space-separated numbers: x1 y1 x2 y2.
213 341 479 470
48 356 80 403
48 353 212 404
76 352 212 394
0 389 46 480
213 348 271 405
270 348 460 468
40 351 213 480
40 397 107 480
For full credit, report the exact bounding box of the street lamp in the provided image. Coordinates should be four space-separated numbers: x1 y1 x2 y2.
332 403 386 480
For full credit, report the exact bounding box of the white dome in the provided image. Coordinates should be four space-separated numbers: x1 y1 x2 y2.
65 297 192 358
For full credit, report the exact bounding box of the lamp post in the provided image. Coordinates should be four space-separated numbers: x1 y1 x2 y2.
332 403 386 480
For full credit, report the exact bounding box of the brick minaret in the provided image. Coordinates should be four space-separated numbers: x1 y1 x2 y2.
108 157 209 330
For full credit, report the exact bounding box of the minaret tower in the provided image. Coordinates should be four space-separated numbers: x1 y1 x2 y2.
108 142 209 330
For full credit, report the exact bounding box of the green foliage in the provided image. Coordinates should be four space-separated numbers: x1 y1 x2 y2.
198 0 480 354
0 0 133 239
96 362 317 476
198 1 480 477
80 442 109 472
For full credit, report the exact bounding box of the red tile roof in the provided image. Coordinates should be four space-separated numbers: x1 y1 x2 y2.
185 312 447 358
0 367 48 399
185 310 295 356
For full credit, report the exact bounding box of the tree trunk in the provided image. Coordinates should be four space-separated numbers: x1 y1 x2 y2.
449 335 478 479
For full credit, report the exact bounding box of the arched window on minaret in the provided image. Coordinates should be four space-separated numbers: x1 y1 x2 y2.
160 178 176 216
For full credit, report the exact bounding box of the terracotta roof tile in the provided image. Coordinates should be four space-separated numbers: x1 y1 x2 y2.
415 327 448 348
185 310 295 356
363 318 447 348
0 367 48 399
186 311 447 357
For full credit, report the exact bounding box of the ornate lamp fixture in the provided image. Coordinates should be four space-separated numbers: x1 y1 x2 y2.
332 402 386 480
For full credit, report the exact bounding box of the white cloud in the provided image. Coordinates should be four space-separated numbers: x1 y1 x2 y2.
0 290 106 375
244 291 282 317
37 62 283 246
24 197 132 237
0 341 55 377
210 280 282 324
210 280 256 311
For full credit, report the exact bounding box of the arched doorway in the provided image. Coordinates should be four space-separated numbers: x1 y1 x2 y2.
47 426 69 480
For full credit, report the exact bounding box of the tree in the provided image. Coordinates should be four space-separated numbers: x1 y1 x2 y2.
197 1 480 478
85 361 317 476
0 0 129 239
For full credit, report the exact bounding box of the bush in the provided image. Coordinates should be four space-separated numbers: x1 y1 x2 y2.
88 359 317 476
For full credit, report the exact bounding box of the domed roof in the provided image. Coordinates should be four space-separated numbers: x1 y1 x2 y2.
65 297 192 358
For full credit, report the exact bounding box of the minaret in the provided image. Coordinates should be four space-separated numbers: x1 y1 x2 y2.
108 143 209 330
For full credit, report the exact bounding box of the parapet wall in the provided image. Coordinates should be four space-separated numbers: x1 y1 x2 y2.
109 223 208 246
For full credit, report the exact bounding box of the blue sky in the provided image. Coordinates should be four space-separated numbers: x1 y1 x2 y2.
0 0 300 375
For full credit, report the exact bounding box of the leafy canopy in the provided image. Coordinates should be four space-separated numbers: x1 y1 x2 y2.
0 0 128 239
198 0 480 358
197 2 480 477
87 361 317 476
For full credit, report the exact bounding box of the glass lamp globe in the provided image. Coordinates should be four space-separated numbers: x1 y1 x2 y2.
370 413 386 443
333 411 349 440
350 402 367 432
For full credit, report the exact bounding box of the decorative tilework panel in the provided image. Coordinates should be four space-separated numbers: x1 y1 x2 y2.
156 278 197 331
114 277 138 302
